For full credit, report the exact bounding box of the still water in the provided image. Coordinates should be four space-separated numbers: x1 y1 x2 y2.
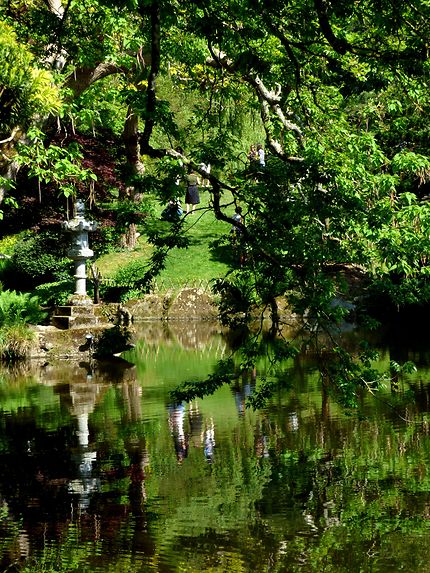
1 321 430 572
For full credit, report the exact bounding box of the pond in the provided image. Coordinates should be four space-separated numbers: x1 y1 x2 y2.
1 320 430 572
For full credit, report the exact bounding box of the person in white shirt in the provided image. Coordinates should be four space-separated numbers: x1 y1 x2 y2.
257 143 265 167
199 162 211 187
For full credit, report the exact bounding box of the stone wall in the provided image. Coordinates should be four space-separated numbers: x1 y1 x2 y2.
124 287 218 321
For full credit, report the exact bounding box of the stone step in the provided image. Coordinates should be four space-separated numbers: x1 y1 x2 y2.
51 315 75 329
51 314 101 330
54 305 95 317
71 316 100 327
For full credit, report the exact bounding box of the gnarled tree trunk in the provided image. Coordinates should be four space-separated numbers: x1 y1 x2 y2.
122 106 145 179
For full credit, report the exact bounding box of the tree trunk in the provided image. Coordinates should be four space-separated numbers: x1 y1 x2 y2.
122 106 145 178
119 223 139 250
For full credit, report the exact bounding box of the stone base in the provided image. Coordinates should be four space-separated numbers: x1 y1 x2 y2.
51 303 108 330
68 294 94 307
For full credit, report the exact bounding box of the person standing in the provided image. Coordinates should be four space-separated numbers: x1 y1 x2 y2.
257 143 265 167
185 169 201 214
199 162 211 188
231 206 243 234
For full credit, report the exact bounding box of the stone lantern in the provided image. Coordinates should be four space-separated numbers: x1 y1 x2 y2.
63 199 97 305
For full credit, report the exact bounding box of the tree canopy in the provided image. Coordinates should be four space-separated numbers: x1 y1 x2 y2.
1 0 430 402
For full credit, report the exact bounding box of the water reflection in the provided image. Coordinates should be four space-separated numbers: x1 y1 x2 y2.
1 323 430 572
68 401 99 510
231 367 257 416
188 401 203 448
168 402 188 462
132 320 227 352
203 417 216 463
167 401 217 464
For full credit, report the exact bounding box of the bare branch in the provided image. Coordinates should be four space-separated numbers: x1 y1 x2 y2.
0 127 20 146
250 76 303 141
64 62 129 98
206 50 304 159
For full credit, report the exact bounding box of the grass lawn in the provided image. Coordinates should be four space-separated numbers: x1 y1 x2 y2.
95 190 236 291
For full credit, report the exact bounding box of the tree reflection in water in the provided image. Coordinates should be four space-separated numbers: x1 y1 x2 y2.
0 322 430 572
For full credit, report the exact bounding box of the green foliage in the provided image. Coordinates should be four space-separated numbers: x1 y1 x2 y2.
16 128 97 200
0 290 46 327
389 359 417 375
322 345 384 409
0 323 36 362
1 0 430 405
63 83 126 137
108 197 154 234
113 258 146 286
6 232 70 289
91 224 119 256
0 20 61 138
0 234 19 256
0 185 18 222
100 259 149 302
0 234 19 281
212 272 259 328
391 151 430 178
92 197 155 258
34 279 75 307
93 325 132 358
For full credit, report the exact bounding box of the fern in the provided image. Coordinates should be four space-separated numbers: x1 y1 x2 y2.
0 290 46 327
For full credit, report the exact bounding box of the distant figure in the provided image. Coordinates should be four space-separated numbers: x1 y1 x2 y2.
231 206 243 235
199 162 211 188
247 144 258 163
185 169 201 214
161 199 183 222
257 143 265 167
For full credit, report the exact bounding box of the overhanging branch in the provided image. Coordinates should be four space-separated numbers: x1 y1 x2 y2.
206 50 304 160
313 0 351 55
64 62 129 98
139 1 161 152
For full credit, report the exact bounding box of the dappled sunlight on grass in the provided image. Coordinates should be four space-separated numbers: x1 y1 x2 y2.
96 239 153 277
94 194 235 287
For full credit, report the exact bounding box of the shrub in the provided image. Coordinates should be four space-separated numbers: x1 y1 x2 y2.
93 325 132 358
0 290 47 327
0 234 19 255
34 279 74 307
113 259 147 285
4 232 71 289
91 223 118 256
100 259 148 302
114 198 153 230
118 288 145 302
0 324 36 362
